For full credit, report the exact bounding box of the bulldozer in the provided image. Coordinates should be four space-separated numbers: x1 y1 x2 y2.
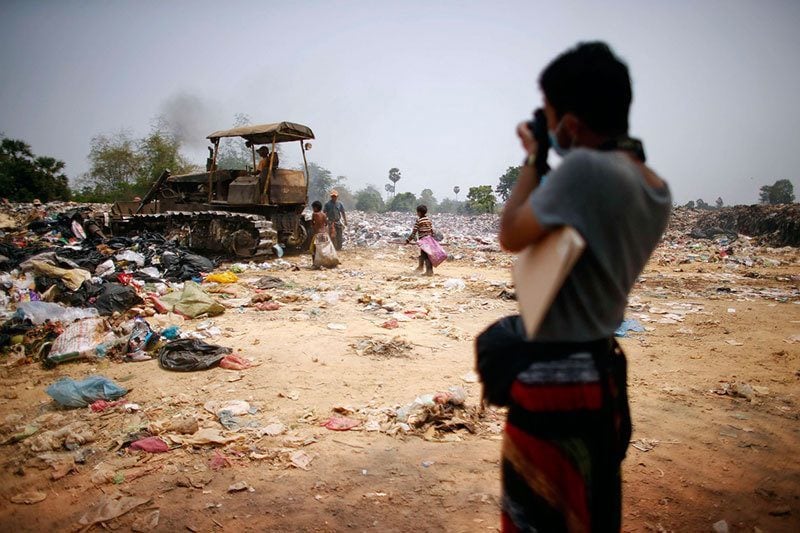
106 121 315 257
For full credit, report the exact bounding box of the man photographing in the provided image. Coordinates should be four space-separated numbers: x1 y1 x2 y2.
495 42 671 531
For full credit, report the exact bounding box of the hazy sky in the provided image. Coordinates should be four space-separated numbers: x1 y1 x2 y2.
1 0 799 205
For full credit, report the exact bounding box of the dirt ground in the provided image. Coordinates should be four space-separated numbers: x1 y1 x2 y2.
0 243 798 532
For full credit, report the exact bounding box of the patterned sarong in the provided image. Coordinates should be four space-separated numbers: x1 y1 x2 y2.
501 340 631 532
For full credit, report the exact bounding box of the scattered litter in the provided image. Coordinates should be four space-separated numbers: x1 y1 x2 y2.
10 491 47 504
129 437 169 453
158 338 232 371
443 278 466 291
351 337 413 358
322 416 362 431
78 496 151 529
46 376 127 408
614 318 646 337
290 450 313 470
327 323 347 330
227 481 251 492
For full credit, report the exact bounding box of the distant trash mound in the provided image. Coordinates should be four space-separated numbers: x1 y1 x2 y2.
693 204 800 247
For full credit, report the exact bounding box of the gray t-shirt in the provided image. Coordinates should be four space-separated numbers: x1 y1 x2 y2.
529 148 672 342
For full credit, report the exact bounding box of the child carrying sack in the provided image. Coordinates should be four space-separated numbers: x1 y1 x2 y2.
314 233 339 268
418 235 447 267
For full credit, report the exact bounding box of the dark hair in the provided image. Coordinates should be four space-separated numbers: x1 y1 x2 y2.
312 200 322 211
416 204 428 216
539 41 632 137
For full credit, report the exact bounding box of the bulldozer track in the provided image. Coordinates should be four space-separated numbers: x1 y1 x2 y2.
121 211 278 257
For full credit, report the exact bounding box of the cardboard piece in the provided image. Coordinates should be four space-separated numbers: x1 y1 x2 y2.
512 226 586 339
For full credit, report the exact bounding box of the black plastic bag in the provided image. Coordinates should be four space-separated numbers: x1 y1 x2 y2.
158 339 232 371
90 283 143 315
162 252 215 281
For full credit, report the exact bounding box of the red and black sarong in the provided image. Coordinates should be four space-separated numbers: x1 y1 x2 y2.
501 339 631 532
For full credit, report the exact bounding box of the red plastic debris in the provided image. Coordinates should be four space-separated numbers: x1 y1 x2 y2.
129 436 169 453
89 399 124 412
210 450 232 470
321 416 361 431
219 354 252 370
381 318 399 329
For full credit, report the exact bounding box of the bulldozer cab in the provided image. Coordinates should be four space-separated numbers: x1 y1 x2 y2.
204 121 314 207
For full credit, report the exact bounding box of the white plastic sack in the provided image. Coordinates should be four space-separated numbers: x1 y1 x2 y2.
313 234 339 268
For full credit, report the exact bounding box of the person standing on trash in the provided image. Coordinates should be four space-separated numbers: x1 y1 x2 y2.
493 42 671 532
405 204 435 276
323 190 347 251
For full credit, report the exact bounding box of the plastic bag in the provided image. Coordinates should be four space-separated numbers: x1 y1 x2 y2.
90 283 143 315
219 353 251 370
313 234 339 268
418 236 447 267
127 318 159 360
115 250 145 268
45 376 128 408
158 338 232 371
14 301 99 325
47 317 123 365
159 281 224 318
204 271 238 284
129 436 169 453
162 252 214 282
22 260 91 291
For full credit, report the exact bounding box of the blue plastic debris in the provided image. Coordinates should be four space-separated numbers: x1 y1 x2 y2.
614 318 645 338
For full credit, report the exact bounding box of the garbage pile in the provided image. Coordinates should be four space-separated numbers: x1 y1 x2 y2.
345 211 500 250
692 204 800 247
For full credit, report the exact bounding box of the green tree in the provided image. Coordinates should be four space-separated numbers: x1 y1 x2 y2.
76 125 196 202
419 188 438 212
759 179 795 205
76 131 141 200
438 198 465 214
138 126 194 190
387 191 417 212
216 113 257 170
466 185 496 214
495 166 521 202
306 162 338 204
355 185 385 212
0 137 71 202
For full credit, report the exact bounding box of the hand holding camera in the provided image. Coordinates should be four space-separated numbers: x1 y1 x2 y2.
521 108 551 176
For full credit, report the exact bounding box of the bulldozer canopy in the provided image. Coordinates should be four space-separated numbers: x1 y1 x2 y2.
206 122 315 144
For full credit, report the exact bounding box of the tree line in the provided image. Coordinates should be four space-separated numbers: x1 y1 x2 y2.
1 130 795 209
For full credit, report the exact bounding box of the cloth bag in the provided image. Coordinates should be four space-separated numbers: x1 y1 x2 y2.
418 236 447 267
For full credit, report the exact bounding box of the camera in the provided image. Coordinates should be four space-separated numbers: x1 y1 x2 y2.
525 108 551 174
526 108 551 146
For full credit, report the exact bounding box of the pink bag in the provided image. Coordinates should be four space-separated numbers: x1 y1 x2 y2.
418 236 447 267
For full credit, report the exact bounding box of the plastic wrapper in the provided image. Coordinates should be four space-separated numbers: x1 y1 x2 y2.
45 376 128 408
115 250 145 267
204 271 238 284
14 301 99 325
46 317 123 364
158 338 232 371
